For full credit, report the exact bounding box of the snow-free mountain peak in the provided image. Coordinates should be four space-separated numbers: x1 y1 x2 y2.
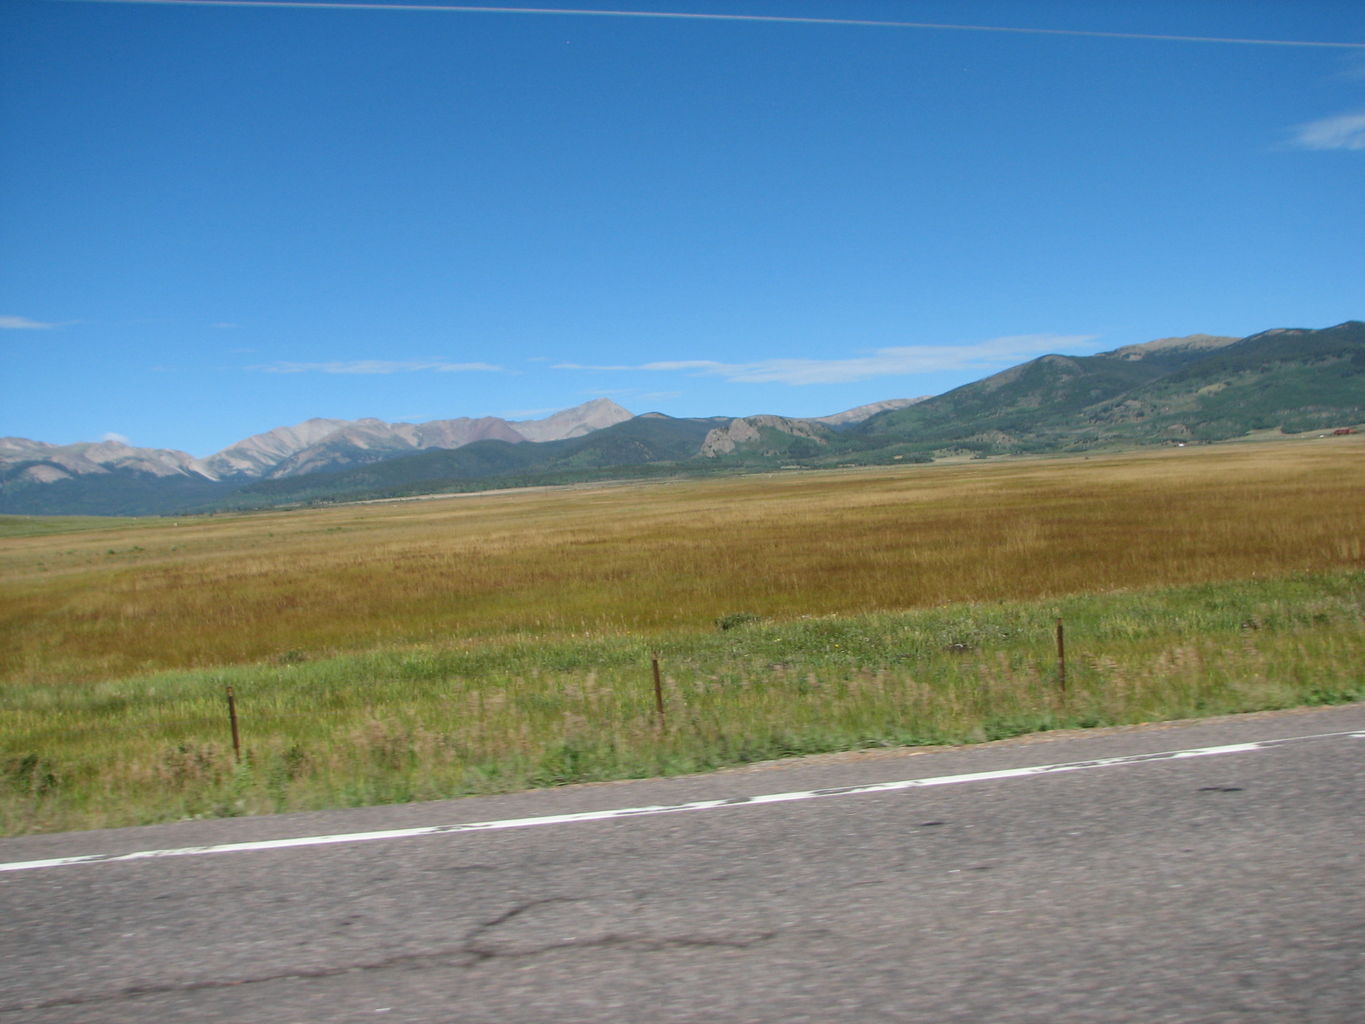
510 398 633 442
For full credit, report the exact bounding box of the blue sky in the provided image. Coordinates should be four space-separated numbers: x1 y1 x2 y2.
2 0 1362 456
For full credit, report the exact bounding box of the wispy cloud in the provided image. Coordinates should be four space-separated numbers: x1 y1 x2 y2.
1289 110 1365 150
557 334 1097 386
101 432 131 445
251 359 504 374
0 315 60 330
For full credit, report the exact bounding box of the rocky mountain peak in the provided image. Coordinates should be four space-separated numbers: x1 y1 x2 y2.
700 415 829 457
511 398 633 442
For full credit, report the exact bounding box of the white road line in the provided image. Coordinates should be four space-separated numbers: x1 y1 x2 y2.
1 730 1354 874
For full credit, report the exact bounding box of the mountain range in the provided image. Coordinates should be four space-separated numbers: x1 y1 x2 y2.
3 321 1360 516
0 397 634 486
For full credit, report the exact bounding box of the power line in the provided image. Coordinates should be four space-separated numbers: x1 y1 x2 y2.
65 0 1365 50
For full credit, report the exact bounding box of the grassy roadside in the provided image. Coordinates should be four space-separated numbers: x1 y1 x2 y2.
3 571 1361 835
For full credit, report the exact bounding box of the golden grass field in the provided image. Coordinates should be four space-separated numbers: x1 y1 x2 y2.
4 438 1363 684
2 437 1362 833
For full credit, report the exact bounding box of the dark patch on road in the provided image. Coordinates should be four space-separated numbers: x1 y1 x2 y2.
1 896 779 1017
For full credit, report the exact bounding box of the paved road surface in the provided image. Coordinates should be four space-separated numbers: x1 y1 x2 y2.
2 705 1361 1023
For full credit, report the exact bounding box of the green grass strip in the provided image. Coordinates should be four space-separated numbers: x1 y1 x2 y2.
2 570 1361 835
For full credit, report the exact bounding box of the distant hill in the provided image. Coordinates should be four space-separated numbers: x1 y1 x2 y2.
854 322 1363 453
2 322 1360 515
1083 322 1365 439
0 468 234 517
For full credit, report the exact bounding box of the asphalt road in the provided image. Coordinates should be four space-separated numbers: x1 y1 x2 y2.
2 705 1361 1023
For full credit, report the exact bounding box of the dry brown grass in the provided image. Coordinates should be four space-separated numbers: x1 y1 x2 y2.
2 437 1363 686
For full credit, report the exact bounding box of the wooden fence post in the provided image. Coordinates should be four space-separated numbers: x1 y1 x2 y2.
1055 618 1066 698
651 653 666 732
226 685 242 763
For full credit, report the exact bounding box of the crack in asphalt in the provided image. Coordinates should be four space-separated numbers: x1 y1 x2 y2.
1 898 779 1014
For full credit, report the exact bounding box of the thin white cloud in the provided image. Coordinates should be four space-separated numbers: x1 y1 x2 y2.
251 359 504 374
0 315 60 329
556 334 1098 386
101 432 131 445
1289 110 1365 150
